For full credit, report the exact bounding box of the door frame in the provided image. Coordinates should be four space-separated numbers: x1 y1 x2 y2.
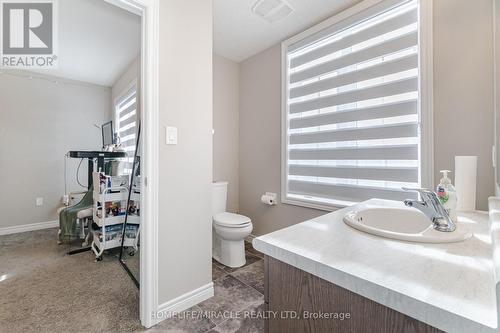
104 0 159 328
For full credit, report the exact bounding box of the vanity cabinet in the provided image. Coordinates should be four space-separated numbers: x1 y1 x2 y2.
264 256 443 333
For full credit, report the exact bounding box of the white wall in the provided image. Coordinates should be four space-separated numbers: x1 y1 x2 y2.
239 0 495 236
0 72 111 229
213 54 239 213
157 0 213 305
112 56 141 108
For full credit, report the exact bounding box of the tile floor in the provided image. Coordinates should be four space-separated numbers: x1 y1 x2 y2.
150 242 266 332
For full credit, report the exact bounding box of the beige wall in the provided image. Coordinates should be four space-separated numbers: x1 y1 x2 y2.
213 54 239 213
433 0 494 210
0 72 111 229
239 0 495 236
239 46 325 236
157 0 213 304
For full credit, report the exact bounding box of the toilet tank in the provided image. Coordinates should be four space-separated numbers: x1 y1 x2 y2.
212 181 228 216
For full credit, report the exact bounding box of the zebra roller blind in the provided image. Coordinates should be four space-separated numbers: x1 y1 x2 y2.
115 84 138 175
283 0 420 207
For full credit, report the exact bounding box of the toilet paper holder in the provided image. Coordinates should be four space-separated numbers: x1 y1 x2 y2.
261 192 277 206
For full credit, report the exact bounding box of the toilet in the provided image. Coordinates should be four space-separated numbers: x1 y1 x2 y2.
212 181 253 268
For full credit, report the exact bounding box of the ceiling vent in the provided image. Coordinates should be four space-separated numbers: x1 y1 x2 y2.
252 0 294 24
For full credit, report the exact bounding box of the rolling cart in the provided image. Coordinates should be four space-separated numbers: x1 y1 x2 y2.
91 172 140 261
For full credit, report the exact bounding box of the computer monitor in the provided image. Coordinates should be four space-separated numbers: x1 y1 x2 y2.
102 121 114 147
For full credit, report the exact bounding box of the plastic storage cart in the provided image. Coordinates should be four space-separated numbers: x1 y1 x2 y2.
91 171 140 261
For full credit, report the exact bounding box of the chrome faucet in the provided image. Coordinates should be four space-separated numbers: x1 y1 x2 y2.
402 188 456 232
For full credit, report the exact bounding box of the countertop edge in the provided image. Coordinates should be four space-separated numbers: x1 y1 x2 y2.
253 237 498 333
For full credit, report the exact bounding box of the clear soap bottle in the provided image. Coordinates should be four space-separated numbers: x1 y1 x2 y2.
436 170 458 222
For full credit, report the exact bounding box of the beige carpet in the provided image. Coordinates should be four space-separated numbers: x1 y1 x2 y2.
0 228 266 333
0 228 142 333
122 248 140 284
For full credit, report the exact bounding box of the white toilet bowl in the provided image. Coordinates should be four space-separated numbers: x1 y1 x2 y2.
212 183 253 268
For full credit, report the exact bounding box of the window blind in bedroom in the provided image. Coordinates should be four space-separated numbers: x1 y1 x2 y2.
115 84 138 174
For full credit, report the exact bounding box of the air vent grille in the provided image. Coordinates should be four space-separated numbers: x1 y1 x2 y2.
252 0 294 23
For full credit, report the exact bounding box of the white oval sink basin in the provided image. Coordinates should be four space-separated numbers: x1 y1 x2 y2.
343 206 472 243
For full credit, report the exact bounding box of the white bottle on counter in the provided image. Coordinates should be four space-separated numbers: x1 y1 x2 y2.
436 170 458 222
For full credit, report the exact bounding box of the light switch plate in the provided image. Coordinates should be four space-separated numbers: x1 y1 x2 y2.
36 197 43 207
166 126 178 145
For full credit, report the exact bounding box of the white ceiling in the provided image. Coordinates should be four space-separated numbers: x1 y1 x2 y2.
34 0 141 87
214 0 362 62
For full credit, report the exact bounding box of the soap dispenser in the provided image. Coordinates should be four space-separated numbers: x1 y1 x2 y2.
436 170 457 222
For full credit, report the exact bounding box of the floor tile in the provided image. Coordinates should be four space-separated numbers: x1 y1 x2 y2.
143 305 215 333
230 260 264 294
213 264 227 281
198 275 263 325
212 258 225 269
244 241 264 259
207 302 265 333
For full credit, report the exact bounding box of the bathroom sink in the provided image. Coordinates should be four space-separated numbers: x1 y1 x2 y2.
343 204 472 243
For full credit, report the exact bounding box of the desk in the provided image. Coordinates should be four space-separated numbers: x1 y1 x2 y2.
68 151 128 189
65 150 127 256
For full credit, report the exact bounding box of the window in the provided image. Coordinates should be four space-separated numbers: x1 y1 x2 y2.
115 82 138 174
282 0 431 210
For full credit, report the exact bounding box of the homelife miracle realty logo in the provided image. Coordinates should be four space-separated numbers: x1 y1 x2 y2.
1 0 58 68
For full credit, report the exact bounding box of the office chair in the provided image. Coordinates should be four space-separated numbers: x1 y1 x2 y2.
58 189 93 246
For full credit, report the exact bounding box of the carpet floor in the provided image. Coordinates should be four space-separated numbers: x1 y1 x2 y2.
0 228 265 333
0 228 141 333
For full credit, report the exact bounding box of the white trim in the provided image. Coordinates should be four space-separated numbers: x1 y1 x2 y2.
0 220 58 236
139 0 160 328
281 41 290 210
155 283 214 322
418 0 434 189
282 197 348 212
494 0 499 196
104 0 142 15
281 0 433 209
106 0 159 329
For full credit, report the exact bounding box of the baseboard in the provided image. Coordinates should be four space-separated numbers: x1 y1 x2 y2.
0 220 59 236
155 282 214 323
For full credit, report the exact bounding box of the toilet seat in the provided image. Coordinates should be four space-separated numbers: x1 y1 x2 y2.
214 212 251 228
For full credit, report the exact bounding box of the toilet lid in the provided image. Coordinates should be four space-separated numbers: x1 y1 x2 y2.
214 212 251 227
